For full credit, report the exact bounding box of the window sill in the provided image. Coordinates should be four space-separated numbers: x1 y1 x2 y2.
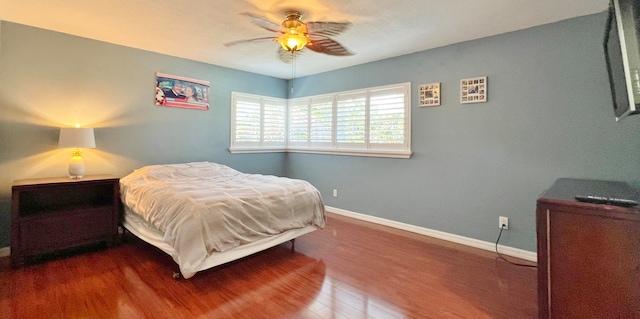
229 147 412 159
228 147 286 154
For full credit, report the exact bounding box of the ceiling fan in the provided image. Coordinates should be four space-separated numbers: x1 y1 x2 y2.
225 11 354 63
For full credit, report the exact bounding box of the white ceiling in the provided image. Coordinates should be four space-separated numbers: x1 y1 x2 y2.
0 0 608 79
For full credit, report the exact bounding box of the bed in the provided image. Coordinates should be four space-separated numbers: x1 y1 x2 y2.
119 162 326 279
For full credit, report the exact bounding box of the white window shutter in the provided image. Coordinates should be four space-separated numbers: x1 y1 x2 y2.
230 83 411 158
309 96 334 147
233 94 261 146
336 92 367 148
369 86 407 149
288 99 309 146
263 98 286 146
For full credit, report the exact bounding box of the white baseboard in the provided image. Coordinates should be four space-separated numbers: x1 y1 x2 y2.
325 206 537 262
0 247 10 258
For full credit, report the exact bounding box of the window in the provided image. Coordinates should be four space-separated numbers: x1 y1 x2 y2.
230 83 411 158
369 86 407 149
233 94 261 144
263 98 286 146
309 96 334 147
336 92 366 147
287 98 309 147
231 93 286 151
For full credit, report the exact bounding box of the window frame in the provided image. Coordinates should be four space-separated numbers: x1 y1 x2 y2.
230 92 287 153
229 83 412 158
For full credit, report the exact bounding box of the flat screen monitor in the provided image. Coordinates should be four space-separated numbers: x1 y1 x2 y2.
604 0 640 121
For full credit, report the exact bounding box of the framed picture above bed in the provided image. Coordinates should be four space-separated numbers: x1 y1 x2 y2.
155 72 210 111
460 76 487 104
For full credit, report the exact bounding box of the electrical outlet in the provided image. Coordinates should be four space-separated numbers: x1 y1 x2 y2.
499 216 509 230
333 189 338 197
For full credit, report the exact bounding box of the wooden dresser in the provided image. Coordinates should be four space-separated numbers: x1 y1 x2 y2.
536 178 640 318
11 175 120 267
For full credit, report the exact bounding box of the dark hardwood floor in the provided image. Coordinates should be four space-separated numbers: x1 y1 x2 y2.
0 213 537 318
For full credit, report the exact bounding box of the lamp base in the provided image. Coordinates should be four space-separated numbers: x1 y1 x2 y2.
68 155 85 179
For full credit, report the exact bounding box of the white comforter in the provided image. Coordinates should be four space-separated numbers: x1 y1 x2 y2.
120 162 326 275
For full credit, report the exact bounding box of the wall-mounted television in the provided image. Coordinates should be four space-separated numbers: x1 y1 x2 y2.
604 0 640 121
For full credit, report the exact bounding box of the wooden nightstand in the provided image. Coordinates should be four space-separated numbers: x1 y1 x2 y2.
11 175 120 268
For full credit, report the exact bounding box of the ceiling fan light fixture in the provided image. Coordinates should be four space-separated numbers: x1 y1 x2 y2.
276 33 310 52
275 11 312 53
231 10 351 60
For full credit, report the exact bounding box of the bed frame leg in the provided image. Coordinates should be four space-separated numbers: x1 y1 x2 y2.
171 264 182 279
117 224 127 245
290 239 295 252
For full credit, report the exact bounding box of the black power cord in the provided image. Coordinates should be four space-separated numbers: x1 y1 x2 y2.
495 225 537 268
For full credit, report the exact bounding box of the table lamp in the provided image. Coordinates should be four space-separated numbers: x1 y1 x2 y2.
58 127 96 179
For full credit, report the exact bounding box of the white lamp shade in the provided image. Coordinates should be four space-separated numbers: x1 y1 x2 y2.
58 128 96 148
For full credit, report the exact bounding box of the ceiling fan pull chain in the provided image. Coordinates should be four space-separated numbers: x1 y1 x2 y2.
291 52 296 94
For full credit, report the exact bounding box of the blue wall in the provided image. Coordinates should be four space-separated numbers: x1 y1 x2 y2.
1 12 639 252
0 22 288 247
285 12 640 251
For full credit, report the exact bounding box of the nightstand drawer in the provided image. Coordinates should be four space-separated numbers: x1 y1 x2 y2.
20 208 113 253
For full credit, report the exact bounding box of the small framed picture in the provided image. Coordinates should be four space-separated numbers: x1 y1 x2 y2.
419 82 440 107
460 76 487 104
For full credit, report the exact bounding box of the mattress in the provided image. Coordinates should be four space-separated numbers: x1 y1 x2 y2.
120 162 326 278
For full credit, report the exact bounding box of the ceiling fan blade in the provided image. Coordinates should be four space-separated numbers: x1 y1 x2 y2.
307 38 353 56
241 12 283 33
278 47 303 63
224 37 276 47
307 21 351 38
